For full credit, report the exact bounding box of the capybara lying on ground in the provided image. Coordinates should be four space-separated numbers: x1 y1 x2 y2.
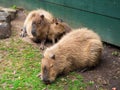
20 9 54 49
40 28 103 84
48 18 72 44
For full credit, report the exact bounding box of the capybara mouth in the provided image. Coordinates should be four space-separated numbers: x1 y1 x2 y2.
43 81 51 85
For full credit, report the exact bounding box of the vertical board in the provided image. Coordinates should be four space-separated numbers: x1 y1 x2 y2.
43 0 120 19
0 0 120 46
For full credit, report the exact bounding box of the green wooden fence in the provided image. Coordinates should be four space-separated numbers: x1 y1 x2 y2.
0 0 120 47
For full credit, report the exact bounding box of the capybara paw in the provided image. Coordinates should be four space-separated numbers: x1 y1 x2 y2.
20 32 27 37
37 73 41 78
40 45 44 50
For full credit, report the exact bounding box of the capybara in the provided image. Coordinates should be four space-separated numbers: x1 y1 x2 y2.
20 9 54 49
41 28 103 84
48 18 72 44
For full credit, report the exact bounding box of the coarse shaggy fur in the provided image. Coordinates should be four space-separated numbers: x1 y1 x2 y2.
41 28 103 83
48 18 72 44
20 9 54 49
23 9 53 39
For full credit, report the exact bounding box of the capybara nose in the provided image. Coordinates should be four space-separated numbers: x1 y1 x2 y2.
43 79 50 84
31 29 36 36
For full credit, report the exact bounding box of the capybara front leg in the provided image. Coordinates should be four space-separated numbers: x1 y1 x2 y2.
20 27 27 37
40 40 46 50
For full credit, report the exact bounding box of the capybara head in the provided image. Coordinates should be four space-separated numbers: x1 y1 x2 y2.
51 18 71 35
41 53 59 84
51 18 66 34
31 14 49 37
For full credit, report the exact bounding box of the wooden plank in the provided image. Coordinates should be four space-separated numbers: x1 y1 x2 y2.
1 0 120 19
43 0 120 19
0 0 120 46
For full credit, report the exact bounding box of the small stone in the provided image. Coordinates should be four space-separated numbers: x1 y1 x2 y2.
0 22 11 39
96 77 108 85
0 8 16 13
112 87 117 90
0 7 17 20
61 78 66 81
102 80 108 85
116 70 120 75
0 11 11 23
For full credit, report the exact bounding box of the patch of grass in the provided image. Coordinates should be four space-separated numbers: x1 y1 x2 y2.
87 80 94 86
112 51 120 56
11 5 17 9
0 38 92 90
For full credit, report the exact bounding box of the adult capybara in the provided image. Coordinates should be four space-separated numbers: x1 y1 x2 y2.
48 18 72 44
41 28 103 84
20 9 54 49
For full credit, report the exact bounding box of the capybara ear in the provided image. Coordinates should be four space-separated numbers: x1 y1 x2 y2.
40 14 44 19
57 18 63 22
52 18 57 23
55 22 59 25
21 28 23 31
50 54 55 60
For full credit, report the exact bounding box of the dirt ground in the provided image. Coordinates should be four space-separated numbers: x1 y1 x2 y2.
10 10 120 90
82 43 120 90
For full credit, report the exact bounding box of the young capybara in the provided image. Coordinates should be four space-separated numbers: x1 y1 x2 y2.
48 18 72 44
20 9 54 49
40 28 103 84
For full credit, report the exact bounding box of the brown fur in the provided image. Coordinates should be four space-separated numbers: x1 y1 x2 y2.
48 18 72 44
20 9 54 49
41 28 103 83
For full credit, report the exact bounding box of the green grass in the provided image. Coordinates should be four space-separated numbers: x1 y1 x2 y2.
11 5 17 9
112 51 120 56
0 37 93 90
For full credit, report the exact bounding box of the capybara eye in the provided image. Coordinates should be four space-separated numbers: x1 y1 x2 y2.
40 15 44 19
56 22 58 25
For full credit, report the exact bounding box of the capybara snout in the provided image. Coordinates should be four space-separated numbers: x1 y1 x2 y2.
42 66 50 84
31 22 37 36
41 54 58 83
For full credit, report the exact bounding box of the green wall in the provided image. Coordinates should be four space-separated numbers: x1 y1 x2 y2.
0 0 120 47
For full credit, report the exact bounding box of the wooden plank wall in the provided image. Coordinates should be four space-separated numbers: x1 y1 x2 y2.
0 0 120 47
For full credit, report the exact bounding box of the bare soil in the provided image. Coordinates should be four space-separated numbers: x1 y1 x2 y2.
82 43 120 90
10 10 120 90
